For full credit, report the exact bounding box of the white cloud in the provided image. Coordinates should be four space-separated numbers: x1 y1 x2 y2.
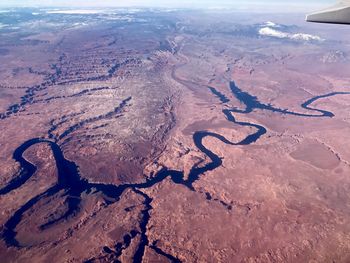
289 33 323 41
259 27 286 38
258 25 324 42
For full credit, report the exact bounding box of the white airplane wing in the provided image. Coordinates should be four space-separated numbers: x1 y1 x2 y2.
307 1 350 24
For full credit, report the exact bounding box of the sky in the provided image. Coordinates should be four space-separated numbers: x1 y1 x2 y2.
0 0 334 9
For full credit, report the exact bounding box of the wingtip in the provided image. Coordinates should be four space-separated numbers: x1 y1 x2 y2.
306 4 350 24
306 12 319 23
305 14 311 22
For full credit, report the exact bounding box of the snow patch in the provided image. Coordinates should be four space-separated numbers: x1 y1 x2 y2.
264 21 279 27
46 9 106 15
0 23 8 29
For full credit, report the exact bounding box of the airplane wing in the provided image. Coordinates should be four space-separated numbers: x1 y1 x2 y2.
306 1 350 24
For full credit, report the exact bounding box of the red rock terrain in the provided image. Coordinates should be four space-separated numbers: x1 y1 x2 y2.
0 8 350 263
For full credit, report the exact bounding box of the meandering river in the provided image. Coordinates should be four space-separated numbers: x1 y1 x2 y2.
1 65 349 262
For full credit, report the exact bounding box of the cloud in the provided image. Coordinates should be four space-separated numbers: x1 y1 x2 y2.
258 23 324 42
0 0 332 11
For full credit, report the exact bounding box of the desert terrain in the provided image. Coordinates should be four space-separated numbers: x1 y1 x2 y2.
0 8 350 262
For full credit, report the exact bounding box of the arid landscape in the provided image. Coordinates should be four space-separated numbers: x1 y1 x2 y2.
0 7 350 263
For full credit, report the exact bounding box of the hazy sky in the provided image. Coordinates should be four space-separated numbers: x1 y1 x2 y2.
0 0 334 9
